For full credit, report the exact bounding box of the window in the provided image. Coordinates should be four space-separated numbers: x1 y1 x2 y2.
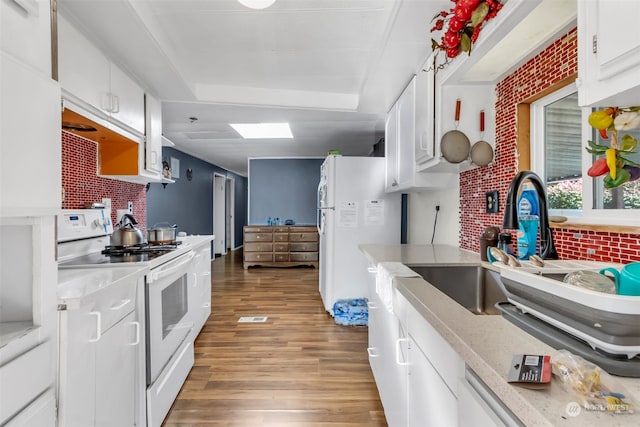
531 84 640 226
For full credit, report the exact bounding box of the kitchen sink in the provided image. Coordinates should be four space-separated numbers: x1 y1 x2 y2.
409 266 507 315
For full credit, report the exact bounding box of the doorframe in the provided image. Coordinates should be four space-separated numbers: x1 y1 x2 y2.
225 176 235 251
213 173 226 256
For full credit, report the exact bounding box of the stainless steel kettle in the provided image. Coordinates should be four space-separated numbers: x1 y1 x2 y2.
110 214 145 247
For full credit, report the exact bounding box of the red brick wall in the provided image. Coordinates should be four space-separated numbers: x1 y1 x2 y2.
459 27 640 263
61 131 146 229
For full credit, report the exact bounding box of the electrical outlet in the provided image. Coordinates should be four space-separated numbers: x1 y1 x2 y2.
586 248 596 255
485 191 499 213
127 201 133 213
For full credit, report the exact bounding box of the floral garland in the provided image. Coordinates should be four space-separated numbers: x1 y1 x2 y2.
586 107 640 188
430 0 503 67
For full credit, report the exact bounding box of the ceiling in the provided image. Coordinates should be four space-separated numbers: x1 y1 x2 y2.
58 0 576 176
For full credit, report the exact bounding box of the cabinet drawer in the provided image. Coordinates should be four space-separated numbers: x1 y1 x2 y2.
244 253 273 262
245 243 273 252
274 243 289 252
274 233 289 242
0 341 52 425
290 252 318 262
245 233 273 242
274 253 290 262
273 227 289 233
244 227 272 233
290 242 318 252
289 232 319 242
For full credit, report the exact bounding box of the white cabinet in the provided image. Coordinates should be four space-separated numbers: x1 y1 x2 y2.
366 271 407 427
458 368 520 426
414 57 436 165
0 52 61 217
58 14 145 135
0 0 51 77
145 94 164 177
0 216 57 427
189 240 212 341
57 272 144 427
577 0 640 107
385 76 457 193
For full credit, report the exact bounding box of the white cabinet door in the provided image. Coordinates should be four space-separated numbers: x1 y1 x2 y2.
145 94 164 175
58 14 145 134
58 14 111 113
0 0 51 77
415 58 436 165
95 311 138 427
110 63 145 133
397 77 416 188
385 103 399 191
577 0 640 106
0 51 61 217
408 338 458 427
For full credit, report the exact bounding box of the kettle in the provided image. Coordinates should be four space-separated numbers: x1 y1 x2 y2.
110 214 145 247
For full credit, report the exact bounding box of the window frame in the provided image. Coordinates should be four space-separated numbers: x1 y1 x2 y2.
530 84 640 227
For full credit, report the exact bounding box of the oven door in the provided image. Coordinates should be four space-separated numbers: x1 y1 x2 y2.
146 251 195 384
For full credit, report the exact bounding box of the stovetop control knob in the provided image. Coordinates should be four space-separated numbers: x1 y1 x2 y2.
93 218 109 228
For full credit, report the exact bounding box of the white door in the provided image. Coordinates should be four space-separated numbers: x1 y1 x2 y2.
213 174 226 256
95 311 138 426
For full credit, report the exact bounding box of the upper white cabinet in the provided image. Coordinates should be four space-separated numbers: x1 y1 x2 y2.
385 76 458 193
0 0 51 77
577 0 640 107
414 58 436 165
58 14 145 135
0 52 61 217
144 94 164 177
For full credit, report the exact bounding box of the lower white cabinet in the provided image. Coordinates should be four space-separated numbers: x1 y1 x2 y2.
189 241 212 341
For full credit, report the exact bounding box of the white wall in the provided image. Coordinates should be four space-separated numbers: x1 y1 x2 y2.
407 184 460 245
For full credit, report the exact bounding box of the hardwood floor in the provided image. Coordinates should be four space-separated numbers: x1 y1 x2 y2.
163 250 387 427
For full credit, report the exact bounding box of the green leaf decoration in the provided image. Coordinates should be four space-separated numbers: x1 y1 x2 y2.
588 140 610 150
471 3 489 27
604 167 631 188
460 33 471 53
431 38 441 50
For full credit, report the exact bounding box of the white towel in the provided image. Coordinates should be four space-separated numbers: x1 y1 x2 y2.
376 262 419 313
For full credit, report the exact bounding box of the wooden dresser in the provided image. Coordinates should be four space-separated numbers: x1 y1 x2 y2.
243 225 319 269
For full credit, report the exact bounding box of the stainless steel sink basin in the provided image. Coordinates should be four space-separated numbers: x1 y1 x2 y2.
409 266 507 315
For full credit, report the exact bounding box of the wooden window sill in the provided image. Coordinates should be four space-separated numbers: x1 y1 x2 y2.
550 221 640 234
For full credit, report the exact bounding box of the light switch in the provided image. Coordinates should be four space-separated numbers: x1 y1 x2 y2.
486 191 499 214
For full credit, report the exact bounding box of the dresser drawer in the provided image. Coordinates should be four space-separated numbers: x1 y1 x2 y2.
274 253 290 262
244 227 272 233
289 242 318 252
245 243 273 252
274 243 289 252
274 233 289 242
290 252 318 262
289 232 319 242
273 227 289 233
244 253 273 262
245 233 273 242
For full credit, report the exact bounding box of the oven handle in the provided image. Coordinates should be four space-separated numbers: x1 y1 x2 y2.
149 252 195 283
88 311 102 343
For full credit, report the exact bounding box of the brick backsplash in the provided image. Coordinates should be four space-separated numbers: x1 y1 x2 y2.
61 131 146 229
459 27 640 263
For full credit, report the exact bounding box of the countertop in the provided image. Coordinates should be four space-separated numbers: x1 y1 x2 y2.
359 244 640 426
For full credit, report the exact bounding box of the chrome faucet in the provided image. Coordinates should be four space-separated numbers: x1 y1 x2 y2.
502 171 558 260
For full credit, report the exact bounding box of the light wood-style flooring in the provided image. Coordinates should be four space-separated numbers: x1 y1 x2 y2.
162 250 387 426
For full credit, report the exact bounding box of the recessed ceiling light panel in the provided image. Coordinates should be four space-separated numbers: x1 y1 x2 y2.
230 123 293 139
237 0 276 10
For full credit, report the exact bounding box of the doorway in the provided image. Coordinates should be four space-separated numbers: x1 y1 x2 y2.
225 177 235 251
213 174 226 256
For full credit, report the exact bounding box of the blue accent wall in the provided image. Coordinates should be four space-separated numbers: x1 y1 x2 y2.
249 158 324 225
146 147 248 248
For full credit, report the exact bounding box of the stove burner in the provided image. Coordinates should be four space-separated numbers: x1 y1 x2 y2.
102 241 182 256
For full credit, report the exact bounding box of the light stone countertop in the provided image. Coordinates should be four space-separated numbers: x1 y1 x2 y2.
359 244 640 426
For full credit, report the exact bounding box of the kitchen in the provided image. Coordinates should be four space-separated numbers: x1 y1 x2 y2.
2 0 640 426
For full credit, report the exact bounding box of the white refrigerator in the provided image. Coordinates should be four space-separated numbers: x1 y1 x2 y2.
317 155 401 315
